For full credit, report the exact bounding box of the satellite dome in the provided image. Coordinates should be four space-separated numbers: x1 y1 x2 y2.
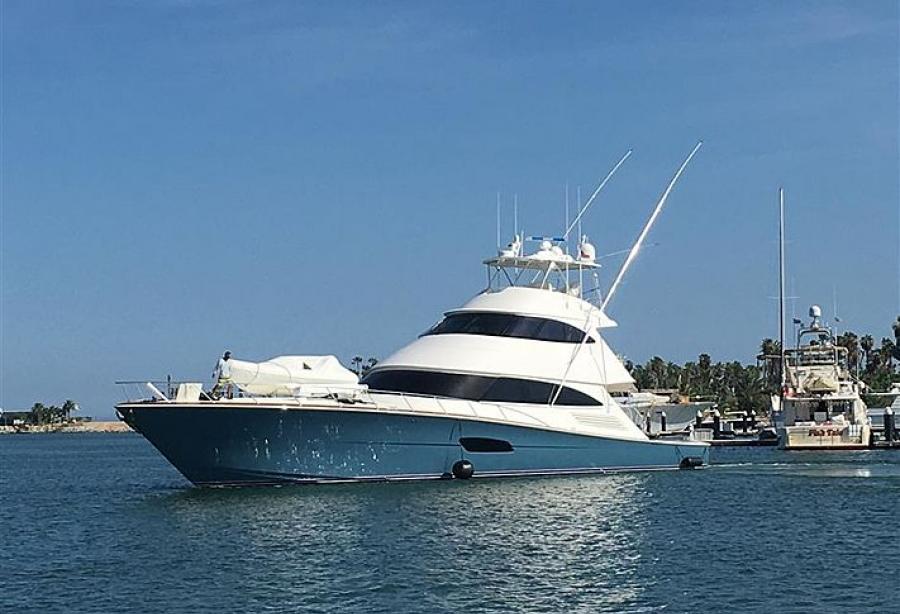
579 237 596 263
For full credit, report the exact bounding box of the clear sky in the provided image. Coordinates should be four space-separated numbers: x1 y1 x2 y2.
2 1 898 418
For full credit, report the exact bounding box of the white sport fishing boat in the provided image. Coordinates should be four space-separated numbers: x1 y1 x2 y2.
117 144 710 485
777 306 871 449
770 189 870 450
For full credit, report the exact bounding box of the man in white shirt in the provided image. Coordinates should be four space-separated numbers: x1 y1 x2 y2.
212 351 234 399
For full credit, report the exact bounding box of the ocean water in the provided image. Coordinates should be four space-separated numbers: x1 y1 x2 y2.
2 434 898 613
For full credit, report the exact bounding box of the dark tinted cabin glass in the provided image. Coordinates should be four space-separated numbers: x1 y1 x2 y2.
462 313 514 336
552 385 601 406
429 314 474 335
535 319 570 342
362 370 601 406
503 316 546 340
482 377 552 404
425 312 593 344
364 370 492 400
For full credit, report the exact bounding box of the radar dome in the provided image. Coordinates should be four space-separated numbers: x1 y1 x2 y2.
578 236 596 263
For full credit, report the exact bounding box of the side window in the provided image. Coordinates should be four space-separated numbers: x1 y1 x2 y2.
545 320 592 343
482 377 552 404
553 385 602 406
536 320 570 342
441 372 493 400
504 316 545 340
462 313 514 336
429 314 474 335
362 370 603 406
426 313 593 344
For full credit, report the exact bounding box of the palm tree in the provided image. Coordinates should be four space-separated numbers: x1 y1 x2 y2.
759 338 781 388
62 400 77 423
351 356 364 376
861 335 875 373
879 338 896 374
362 358 379 375
892 316 900 360
680 361 699 397
836 332 860 374
30 403 46 425
648 356 666 389
698 354 712 396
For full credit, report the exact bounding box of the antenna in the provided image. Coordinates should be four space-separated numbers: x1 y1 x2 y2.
832 284 842 332
779 187 786 389
496 192 501 249
576 186 582 239
514 194 519 240
564 184 570 254
601 141 703 312
577 185 583 291
564 149 632 240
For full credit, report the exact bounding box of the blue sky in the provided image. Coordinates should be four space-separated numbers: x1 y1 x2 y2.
2 1 898 418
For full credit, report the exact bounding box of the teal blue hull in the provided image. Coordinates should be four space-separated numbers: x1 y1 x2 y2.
117 404 708 486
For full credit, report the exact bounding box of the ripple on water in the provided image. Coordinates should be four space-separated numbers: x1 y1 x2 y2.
2 435 898 613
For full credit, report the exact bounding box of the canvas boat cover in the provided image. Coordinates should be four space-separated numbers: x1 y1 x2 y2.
229 355 361 397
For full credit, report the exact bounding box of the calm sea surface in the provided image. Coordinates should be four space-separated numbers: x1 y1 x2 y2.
2 434 898 613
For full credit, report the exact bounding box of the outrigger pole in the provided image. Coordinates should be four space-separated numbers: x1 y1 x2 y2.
600 141 703 312
563 149 633 240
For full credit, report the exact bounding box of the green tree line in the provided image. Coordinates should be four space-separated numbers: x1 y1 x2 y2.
625 316 900 412
27 400 78 425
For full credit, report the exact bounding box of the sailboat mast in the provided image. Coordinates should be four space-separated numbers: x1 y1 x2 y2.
779 187 786 390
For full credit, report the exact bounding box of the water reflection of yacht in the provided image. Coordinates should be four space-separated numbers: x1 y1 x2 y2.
116 145 708 485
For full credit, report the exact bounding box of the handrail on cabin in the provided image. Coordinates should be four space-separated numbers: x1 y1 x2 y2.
115 379 553 428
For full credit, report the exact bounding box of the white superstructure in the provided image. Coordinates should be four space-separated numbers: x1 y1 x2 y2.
361 238 656 442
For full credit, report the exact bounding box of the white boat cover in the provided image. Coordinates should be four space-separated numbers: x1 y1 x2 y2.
229 355 361 397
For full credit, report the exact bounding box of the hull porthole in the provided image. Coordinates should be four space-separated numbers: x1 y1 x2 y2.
452 460 474 479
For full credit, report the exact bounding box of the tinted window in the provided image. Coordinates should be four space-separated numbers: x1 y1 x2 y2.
429 314 474 334
463 313 514 336
426 312 593 344
362 369 601 406
535 320 568 342
362 369 491 400
503 316 545 339
552 385 601 406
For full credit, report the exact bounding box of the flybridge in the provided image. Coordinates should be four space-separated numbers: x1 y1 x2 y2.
483 235 602 300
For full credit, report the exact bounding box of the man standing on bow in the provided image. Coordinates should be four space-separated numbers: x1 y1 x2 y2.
212 350 234 399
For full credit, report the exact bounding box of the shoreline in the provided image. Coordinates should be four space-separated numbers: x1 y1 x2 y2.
0 421 132 435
